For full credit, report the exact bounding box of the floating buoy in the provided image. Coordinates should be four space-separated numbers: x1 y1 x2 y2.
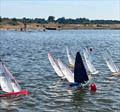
89 83 97 91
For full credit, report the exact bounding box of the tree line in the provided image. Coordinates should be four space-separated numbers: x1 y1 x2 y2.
0 16 120 25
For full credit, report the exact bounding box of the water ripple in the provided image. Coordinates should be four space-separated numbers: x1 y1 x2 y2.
0 30 120 112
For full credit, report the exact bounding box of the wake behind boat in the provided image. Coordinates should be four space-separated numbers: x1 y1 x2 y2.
0 59 29 97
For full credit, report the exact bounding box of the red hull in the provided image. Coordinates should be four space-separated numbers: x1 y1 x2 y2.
0 90 29 97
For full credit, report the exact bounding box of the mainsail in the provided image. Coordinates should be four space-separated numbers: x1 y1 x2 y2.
48 53 64 78
83 48 98 74
104 51 119 73
57 59 74 83
66 47 75 66
0 60 21 92
0 72 13 93
74 52 89 84
3 64 21 92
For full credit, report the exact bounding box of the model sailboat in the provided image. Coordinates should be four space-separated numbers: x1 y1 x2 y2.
83 48 99 74
57 52 90 87
104 50 120 75
0 59 29 97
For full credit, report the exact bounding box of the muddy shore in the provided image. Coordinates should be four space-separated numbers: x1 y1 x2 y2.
0 23 120 31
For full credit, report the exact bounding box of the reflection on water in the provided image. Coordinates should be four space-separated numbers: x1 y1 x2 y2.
0 30 120 112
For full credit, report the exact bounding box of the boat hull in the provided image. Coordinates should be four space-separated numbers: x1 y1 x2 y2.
112 72 120 76
0 90 29 97
91 70 99 75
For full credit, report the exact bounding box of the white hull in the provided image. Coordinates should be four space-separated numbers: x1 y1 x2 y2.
91 70 99 75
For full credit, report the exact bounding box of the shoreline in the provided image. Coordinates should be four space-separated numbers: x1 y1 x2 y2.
0 23 120 31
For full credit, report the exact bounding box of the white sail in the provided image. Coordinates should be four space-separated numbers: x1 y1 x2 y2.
0 76 13 92
48 53 64 78
66 47 75 66
3 64 21 92
0 62 13 92
57 59 74 83
83 48 98 74
104 51 119 73
0 61 21 92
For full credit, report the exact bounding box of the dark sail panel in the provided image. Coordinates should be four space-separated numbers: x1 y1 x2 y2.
74 52 89 83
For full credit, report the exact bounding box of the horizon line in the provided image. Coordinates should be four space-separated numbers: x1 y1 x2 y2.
1 16 120 21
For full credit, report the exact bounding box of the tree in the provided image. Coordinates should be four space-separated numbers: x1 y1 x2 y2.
22 17 27 23
47 16 55 23
56 17 66 24
34 18 47 23
12 18 17 22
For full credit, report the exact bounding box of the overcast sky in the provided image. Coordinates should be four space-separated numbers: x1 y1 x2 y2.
0 0 120 20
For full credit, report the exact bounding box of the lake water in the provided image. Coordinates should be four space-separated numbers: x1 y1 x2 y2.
0 29 120 112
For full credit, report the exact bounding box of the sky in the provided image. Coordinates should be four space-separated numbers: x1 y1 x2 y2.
0 0 120 20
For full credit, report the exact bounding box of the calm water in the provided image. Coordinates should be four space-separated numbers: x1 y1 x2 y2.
0 30 120 112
